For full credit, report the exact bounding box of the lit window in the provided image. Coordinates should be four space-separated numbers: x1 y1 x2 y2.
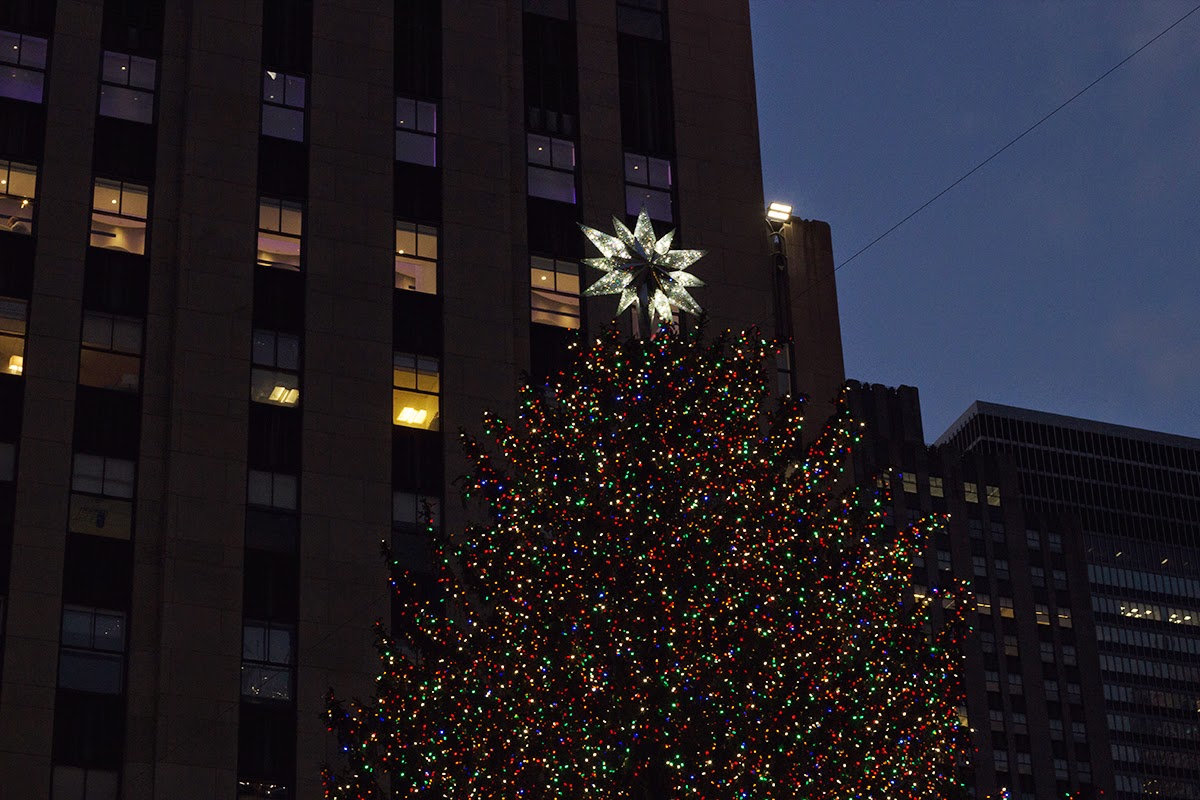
531 255 580 329
59 606 125 694
0 29 47 103
901 472 917 493
998 596 1014 618
1035 604 1051 626
527 134 576 203
241 621 294 701
393 352 439 430
0 296 27 376
52 767 119 800
80 312 142 391
393 491 440 528
616 0 663 39
1057 609 1072 628
247 469 297 510
976 593 991 615
986 484 1001 506
91 178 149 254
395 96 437 166
262 70 305 141
394 220 438 292
0 158 36 234
257 197 303 270
963 482 979 503
624 152 672 221
928 476 943 497
99 51 156 124
250 329 300 406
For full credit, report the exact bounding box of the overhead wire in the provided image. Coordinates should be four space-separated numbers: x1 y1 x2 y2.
830 2 1200 273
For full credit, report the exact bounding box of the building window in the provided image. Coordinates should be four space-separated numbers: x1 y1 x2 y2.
393 353 439 430
237 781 290 800
0 441 13 481
1003 634 1019 657
963 482 979 503
1035 604 1051 625
394 220 438 292
393 490 440 529
1030 566 1045 587
1046 531 1063 553
395 96 437 166
928 476 944 497
901 472 917 493
258 197 302 271
1051 569 1067 589
251 329 300 407
527 134 576 203
1015 752 1032 775
624 152 672 221
0 296 26 376
59 606 125 694
986 484 1001 506
998 596 1014 618
80 312 142 391
1026 528 1040 549
99 51 155 124
525 0 571 20
248 470 297 510
937 549 951 572
1057 609 1072 628
262 70 305 141
994 558 1010 581
0 30 47 103
616 0 663 39
52 767 119 800
241 621 294 701
531 256 580 329
72 453 135 499
91 179 149 255
0 158 36 234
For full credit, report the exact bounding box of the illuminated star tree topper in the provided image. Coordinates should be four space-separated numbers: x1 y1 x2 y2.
580 207 706 333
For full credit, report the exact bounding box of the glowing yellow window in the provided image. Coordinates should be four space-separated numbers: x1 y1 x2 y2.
393 352 439 430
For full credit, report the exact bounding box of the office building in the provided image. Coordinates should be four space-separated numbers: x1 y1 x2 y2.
0 0 844 797
848 384 1200 800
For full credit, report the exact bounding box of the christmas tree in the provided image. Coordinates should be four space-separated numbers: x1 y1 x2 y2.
324 212 970 799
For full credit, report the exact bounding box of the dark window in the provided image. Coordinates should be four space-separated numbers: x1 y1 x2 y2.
617 0 664 39
392 428 442 495
393 161 440 222
0 235 35 297
527 134 576 204
243 549 298 621
0 0 56 36
258 136 307 198
253 265 304 332
238 702 295 783
79 311 142 392
245 508 298 554
392 290 441 355
83 248 149 315
262 0 312 73
527 196 581 258
74 387 141 459
92 115 156 183
52 692 125 767
101 0 165 55
394 0 440 98
0 97 46 161
524 0 571 20
241 621 294 702
394 96 436 166
52 767 121 800
618 36 673 156
247 403 300 473
62 534 132 609
523 13 577 135
261 70 305 142
530 322 576 384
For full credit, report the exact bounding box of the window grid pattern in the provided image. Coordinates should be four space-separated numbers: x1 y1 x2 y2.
0 29 48 103
99 50 156 124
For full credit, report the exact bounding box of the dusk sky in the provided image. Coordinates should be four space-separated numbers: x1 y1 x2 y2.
751 2 1200 442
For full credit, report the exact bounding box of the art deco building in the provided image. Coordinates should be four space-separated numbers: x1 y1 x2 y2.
848 384 1200 800
0 0 843 797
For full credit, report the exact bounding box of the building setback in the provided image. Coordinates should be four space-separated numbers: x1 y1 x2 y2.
848 383 1200 800
0 0 845 797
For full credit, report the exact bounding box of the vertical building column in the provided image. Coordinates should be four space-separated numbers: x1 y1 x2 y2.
0 1 101 793
668 0 771 334
440 0 522 533
295 2 394 796
785 218 845 427
145 1 261 797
